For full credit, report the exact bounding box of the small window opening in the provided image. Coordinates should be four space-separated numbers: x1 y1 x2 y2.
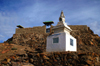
53 37 59 43
70 38 73 46
46 28 50 33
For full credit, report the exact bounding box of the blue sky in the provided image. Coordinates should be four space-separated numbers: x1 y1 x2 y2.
0 0 100 43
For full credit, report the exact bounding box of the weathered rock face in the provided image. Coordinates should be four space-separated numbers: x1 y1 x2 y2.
13 33 48 52
13 33 45 44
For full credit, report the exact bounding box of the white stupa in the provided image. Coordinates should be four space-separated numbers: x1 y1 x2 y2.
46 11 77 52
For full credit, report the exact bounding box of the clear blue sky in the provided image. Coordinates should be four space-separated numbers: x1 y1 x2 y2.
0 0 100 43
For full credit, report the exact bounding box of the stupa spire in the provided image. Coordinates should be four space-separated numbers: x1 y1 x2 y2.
59 11 65 22
60 11 65 18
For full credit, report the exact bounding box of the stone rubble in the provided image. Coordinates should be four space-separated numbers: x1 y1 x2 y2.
0 51 100 66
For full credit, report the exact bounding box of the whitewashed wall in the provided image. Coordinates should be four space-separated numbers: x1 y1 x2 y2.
46 33 66 52
65 33 77 51
46 32 77 52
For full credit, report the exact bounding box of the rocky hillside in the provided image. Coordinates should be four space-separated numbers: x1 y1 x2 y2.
1 25 100 66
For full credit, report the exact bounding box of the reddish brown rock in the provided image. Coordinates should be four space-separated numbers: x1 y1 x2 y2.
1 61 7 65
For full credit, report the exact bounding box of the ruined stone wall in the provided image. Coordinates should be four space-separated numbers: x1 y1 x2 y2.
15 25 89 34
16 25 46 34
68 25 88 33
67 25 89 38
